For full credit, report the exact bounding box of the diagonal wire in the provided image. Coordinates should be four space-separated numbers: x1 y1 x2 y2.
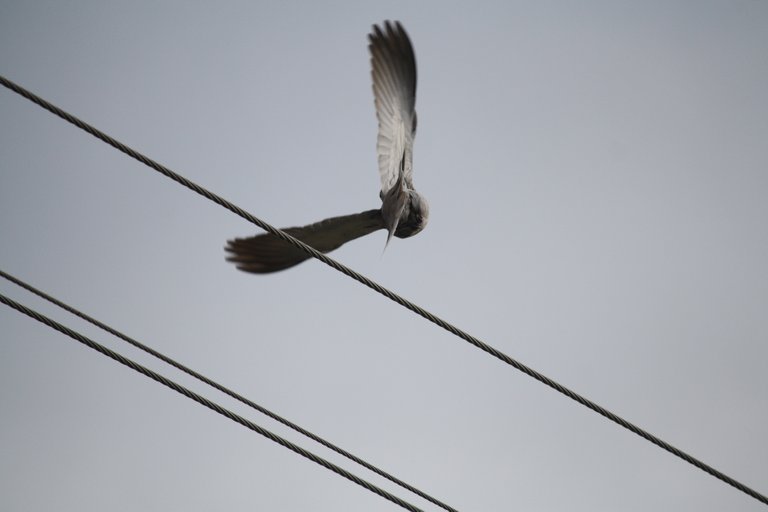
2 74 766 507
0 269 458 512
0 293 425 512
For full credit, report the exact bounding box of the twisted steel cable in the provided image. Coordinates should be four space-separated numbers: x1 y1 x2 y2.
2 73 766 506
0 293 425 512
0 269 458 512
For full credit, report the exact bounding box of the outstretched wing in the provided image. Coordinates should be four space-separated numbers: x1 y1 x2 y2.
225 209 384 273
369 21 417 196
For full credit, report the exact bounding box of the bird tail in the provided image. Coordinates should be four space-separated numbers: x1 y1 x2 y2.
225 209 384 274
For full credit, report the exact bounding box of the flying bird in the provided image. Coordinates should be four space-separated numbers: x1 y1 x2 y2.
225 21 428 273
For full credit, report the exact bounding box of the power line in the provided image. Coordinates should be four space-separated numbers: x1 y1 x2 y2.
2 74 766 507
0 269 458 512
0 292 425 512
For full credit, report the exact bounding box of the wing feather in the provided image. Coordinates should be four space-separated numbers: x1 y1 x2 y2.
225 210 384 273
368 21 417 195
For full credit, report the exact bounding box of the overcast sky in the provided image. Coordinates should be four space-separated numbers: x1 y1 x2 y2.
2 1 767 511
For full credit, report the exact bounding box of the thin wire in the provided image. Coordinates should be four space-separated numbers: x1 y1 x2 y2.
2 74 766 507
0 269 458 512
0 293 425 512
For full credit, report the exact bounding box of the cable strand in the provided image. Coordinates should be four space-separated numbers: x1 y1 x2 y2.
0 268 458 512
2 74 766 506
0 293 425 512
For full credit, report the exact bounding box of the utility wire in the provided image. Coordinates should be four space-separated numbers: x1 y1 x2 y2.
0 293 425 512
2 74 766 507
0 269 458 512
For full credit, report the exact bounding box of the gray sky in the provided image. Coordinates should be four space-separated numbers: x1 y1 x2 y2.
2 1 767 511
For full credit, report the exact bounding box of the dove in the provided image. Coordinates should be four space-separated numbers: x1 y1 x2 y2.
226 21 428 273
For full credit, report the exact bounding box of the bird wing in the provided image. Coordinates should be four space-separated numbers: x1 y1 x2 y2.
369 21 417 195
225 209 384 273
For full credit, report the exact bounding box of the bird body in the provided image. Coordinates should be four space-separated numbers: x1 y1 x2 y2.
226 21 427 273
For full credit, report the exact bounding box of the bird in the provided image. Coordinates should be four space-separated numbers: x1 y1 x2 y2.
225 21 429 274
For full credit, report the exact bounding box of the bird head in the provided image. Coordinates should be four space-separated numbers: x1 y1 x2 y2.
394 190 429 239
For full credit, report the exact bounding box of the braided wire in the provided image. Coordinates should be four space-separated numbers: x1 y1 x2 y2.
0 293 425 512
0 269 458 512
2 74 766 506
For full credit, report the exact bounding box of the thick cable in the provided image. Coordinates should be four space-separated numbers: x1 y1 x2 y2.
2 74 765 506
0 269 457 512
0 293 425 512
